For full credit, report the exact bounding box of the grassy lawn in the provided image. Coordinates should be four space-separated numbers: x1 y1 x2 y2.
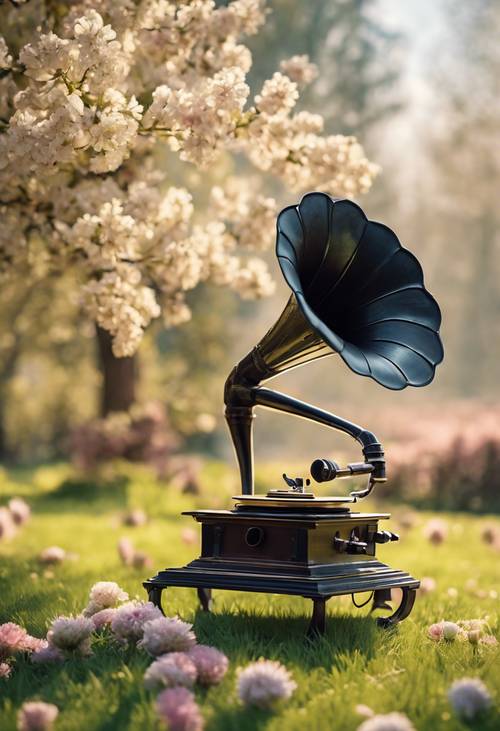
0 463 499 731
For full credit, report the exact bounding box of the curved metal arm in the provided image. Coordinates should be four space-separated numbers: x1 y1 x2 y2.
225 382 385 495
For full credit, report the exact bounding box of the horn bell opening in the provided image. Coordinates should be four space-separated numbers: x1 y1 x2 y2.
276 192 444 390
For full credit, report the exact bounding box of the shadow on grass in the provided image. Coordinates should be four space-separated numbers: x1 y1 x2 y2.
194 607 379 669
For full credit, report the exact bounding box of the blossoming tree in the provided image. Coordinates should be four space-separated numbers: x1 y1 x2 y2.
0 0 378 414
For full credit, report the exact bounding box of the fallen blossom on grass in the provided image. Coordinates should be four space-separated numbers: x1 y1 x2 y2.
480 634 498 646
123 509 148 527
237 659 296 708
428 623 444 641
17 701 59 731
418 577 436 595
356 712 415 731
423 518 447 545
448 678 492 719
117 537 152 568
442 621 460 640
156 687 204 731
111 601 163 643
144 652 198 691
139 617 196 656
90 608 118 631
0 507 17 541
38 547 66 565
355 705 375 718
188 645 229 686
117 537 135 566
131 550 153 570
83 581 129 616
47 615 93 655
8 498 31 526
0 661 11 678
481 524 498 545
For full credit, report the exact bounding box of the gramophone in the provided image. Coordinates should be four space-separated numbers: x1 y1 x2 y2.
144 192 443 635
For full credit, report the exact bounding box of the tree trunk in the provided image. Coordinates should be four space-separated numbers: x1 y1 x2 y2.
96 326 138 416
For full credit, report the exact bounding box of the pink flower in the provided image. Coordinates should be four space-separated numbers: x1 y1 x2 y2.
144 652 198 691
427 623 444 641
38 547 66 565
91 608 117 631
21 636 48 653
0 662 12 678
156 687 204 731
0 622 28 660
356 712 415 731
17 701 59 731
188 645 228 686
423 518 447 545
139 617 196 656
117 537 135 566
448 678 492 719
47 615 93 654
480 634 498 646
237 659 297 708
111 601 163 643
8 497 31 526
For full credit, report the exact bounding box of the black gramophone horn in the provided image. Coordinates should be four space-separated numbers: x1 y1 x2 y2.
224 192 443 494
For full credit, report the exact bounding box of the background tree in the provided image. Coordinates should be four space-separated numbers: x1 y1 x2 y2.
0 0 377 433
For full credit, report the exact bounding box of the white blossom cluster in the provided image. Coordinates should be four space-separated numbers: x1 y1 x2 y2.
0 0 378 356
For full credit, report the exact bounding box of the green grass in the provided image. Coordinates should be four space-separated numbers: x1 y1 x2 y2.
0 463 499 731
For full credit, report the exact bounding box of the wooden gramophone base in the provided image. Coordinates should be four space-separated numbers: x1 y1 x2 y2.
143 562 418 636
144 507 419 636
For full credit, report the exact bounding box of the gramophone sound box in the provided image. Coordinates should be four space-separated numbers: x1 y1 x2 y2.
144 192 443 636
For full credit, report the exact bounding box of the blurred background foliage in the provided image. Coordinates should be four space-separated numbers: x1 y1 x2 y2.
1 0 499 511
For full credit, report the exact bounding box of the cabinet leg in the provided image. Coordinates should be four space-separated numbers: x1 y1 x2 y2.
147 585 165 615
372 588 392 612
376 587 416 628
197 587 212 612
307 597 327 637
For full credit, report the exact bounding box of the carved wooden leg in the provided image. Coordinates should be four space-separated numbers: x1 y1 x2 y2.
197 587 212 612
147 585 165 615
376 587 416 628
371 588 392 612
307 597 327 637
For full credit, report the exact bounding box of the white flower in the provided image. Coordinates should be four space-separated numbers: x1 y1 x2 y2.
448 678 492 719
255 72 299 117
356 712 415 731
237 659 296 708
138 617 196 656
47 615 93 654
143 652 198 691
83 581 129 616
280 55 318 86
38 546 66 564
